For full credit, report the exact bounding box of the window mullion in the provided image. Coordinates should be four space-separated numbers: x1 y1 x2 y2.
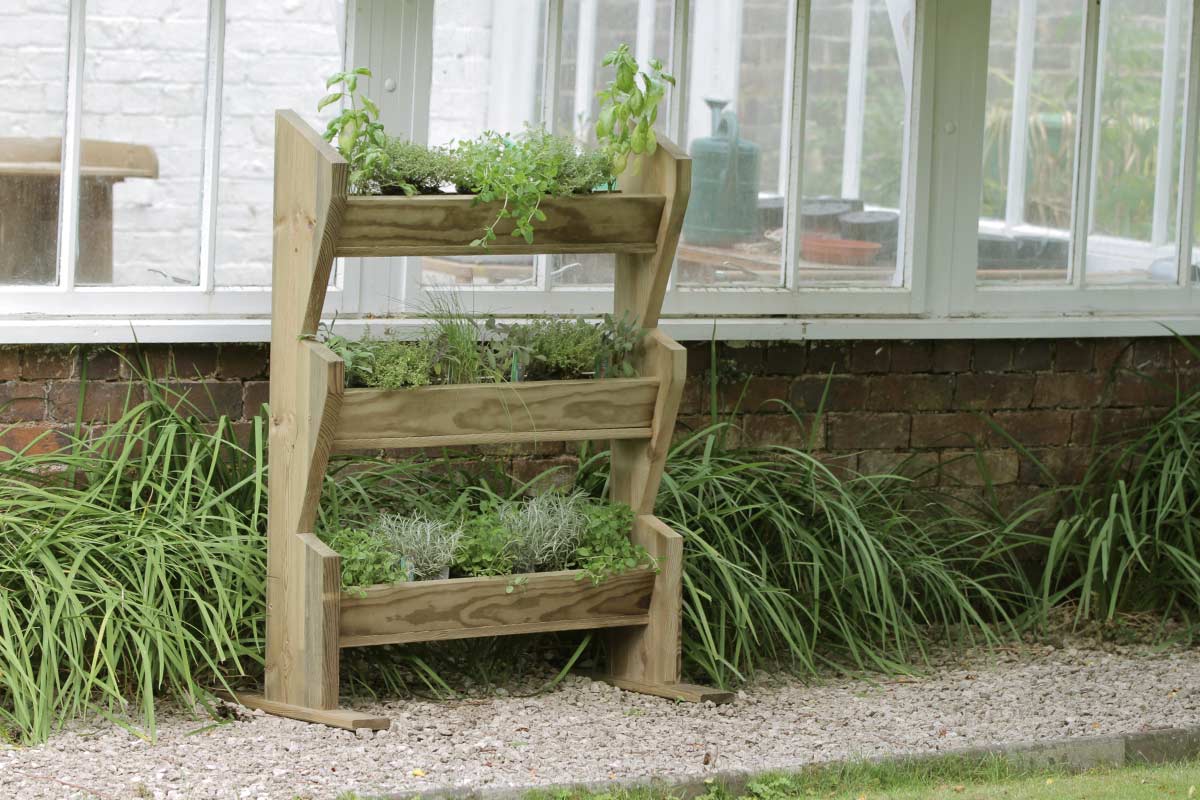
1068 0 1103 289
1151 0 1186 247
1004 0 1037 228
667 0 690 145
782 0 811 294
57 0 86 291
198 0 226 294
841 0 869 199
1174 0 1200 286
541 0 563 132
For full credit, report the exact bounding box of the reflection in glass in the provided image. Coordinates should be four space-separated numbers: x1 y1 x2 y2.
0 3 68 285
78 0 206 286
1086 0 1190 284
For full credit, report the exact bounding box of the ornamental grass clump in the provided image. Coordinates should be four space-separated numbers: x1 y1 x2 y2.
0 371 266 744
1012 343 1200 631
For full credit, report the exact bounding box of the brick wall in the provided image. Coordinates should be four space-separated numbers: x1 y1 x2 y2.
2 337 1194 507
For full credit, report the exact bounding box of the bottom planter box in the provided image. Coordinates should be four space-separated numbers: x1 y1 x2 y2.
338 567 656 648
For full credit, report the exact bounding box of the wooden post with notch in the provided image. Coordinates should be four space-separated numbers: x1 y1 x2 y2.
224 111 728 730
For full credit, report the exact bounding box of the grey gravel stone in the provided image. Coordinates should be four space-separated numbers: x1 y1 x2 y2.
0 644 1197 799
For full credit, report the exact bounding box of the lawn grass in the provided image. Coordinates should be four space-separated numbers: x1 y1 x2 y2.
507 756 1200 800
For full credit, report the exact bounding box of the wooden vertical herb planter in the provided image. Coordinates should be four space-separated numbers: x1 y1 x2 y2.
227 111 728 731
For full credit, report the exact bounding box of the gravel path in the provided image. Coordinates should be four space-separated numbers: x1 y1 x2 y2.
2 643 1198 800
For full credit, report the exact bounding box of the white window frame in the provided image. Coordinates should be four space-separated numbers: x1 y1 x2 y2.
956 0 1200 317
402 0 926 320
1 0 1199 344
0 0 362 320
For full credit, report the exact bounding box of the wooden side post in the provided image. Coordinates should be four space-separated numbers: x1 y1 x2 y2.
602 139 731 702
264 110 350 710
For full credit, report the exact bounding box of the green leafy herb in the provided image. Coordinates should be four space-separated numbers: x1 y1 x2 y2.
595 44 674 177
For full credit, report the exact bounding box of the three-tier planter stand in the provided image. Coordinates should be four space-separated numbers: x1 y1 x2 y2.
227 111 729 730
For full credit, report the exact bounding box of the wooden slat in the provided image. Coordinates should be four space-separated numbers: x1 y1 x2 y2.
335 192 665 257
217 691 391 731
333 377 659 450
339 568 654 648
575 673 734 704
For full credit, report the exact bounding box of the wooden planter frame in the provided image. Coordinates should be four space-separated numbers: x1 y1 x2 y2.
228 111 728 730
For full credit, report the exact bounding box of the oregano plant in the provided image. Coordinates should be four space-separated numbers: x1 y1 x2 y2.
595 44 674 178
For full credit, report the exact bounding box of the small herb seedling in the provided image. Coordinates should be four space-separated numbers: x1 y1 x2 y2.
320 68 415 195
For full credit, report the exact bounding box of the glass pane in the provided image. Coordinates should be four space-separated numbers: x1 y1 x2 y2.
676 0 789 287
423 0 545 289
215 1 345 287
977 0 1080 284
77 0 205 286
794 0 913 287
549 0 671 288
1086 0 1190 284
0 2 69 285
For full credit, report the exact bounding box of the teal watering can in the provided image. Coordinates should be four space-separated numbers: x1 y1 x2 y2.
682 98 762 246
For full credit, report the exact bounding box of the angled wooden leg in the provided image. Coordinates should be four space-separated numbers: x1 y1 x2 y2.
597 516 732 704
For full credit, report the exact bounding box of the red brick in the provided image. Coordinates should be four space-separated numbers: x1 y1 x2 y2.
679 378 706 416
809 450 859 479
1018 446 1093 486
742 412 824 449
954 373 1035 410
81 347 126 381
1012 341 1052 371
1031 373 1107 408
0 382 47 422
722 342 766 374
0 425 71 458
990 410 1072 446
718 376 793 413
940 449 1018 486
140 345 219 379
242 380 270 417
849 341 890 373
163 381 243 420
973 341 1012 372
21 347 75 379
790 375 869 412
857 449 938 486
1055 340 1093 371
1111 371 1179 408
685 343 711 376
1131 338 1173 371
931 341 971 372
808 341 851 373
1070 408 1154 445
890 341 935 373
1094 340 1133 372
827 412 909 449
0 347 20 378
511 455 580 493
48 381 142 423
910 412 990 448
867 374 954 411
763 343 807 375
1171 338 1200 368
218 345 269 379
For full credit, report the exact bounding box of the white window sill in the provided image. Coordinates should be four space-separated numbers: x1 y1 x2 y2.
2 313 1198 344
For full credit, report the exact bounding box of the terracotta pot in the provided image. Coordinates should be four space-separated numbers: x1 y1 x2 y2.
800 235 881 266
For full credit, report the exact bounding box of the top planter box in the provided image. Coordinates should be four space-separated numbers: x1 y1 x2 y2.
336 192 668 257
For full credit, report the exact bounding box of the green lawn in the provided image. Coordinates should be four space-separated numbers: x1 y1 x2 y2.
514 757 1200 800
